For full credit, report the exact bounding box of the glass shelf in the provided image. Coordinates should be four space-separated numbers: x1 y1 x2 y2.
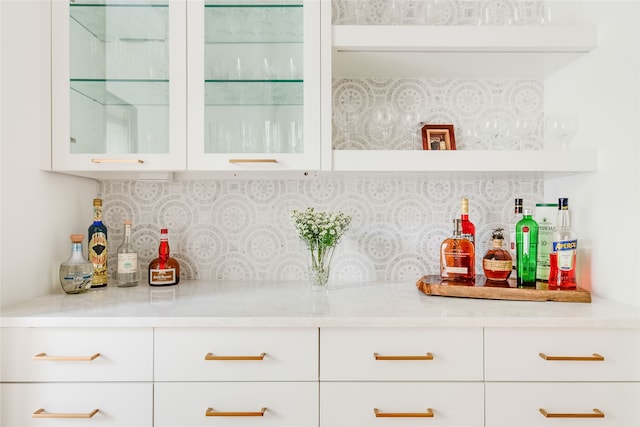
71 79 169 106
70 2 169 42
204 80 302 106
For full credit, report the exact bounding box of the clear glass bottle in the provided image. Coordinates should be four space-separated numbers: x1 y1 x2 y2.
117 220 138 287
516 208 538 287
535 202 558 282
88 198 108 288
549 198 578 289
460 197 476 245
59 234 93 294
148 228 180 286
509 198 523 278
440 219 475 282
482 228 512 282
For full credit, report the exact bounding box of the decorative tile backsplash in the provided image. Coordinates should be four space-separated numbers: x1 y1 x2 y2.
98 177 543 283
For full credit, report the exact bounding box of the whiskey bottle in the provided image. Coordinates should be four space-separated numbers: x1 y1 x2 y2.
482 228 512 282
460 197 476 245
148 228 180 286
117 220 138 287
516 208 538 287
88 198 108 288
509 198 523 277
59 234 93 294
440 219 475 282
549 198 578 289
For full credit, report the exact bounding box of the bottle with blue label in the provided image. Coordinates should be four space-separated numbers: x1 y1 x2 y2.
549 198 578 289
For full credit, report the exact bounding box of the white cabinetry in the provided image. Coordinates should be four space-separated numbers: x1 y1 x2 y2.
0 327 153 427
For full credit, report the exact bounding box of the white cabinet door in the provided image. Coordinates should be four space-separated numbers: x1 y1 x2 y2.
51 0 187 172
0 327 153 382
486 382 640 427
154 327 318 381
1 382 152 427
320 327 483 381
186 0 321 171
485 328 640 381
154 382 318 427
321 382 484 427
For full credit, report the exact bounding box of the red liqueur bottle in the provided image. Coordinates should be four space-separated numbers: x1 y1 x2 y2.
148 228 180 286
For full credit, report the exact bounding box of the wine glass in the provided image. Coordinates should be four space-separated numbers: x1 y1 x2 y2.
511 118 536 150
544 114 578 150
333 105 360 149
370 104 397 144
399 110 423 150
479 117 512 150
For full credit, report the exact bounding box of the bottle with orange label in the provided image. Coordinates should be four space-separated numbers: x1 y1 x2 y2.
148 228 180 286
549 198 578 289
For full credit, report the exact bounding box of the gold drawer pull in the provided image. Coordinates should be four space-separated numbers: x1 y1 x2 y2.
205 352 266 361
374 352 434 361
91 158 144 164
33 408 99 419
539 408 604 418
206 407 267 417
374 408 434 418
539 352 604 361
228 158 278 164
34 352 100 361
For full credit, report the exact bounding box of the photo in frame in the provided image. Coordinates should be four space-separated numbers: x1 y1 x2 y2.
421 124 456 150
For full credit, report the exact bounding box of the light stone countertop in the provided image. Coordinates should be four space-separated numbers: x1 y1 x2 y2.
1 280 639 328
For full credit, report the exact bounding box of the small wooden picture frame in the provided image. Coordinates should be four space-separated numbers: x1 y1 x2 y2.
421 124 456 150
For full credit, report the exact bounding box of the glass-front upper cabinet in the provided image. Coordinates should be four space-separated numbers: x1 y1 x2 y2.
51 0 186 172
186 0 321 171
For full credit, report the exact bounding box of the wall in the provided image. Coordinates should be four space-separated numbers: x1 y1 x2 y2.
0 1 96 307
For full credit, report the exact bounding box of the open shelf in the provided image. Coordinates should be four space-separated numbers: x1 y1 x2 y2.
333 25 597 79
332 150 598 178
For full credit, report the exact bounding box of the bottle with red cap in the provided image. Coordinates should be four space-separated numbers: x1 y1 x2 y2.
148 228 180 286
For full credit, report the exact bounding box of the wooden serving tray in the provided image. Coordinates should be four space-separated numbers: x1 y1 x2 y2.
416 275 591 303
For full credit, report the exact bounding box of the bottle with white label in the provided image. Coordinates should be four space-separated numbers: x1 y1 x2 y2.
535 203 558 282
117 220 138 287
148 228 180 286
549 198 578 289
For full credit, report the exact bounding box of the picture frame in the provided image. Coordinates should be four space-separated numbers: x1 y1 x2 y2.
421 124 456 150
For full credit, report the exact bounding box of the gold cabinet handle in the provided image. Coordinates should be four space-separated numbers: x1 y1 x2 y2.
228 158 278 164
206 407 267 417
204 352 266 361
374 408 434 418
539 408 604 418
33 408 99 419
91 158 144 164
539 352 604 361
34 352 100 361
373 352 434 361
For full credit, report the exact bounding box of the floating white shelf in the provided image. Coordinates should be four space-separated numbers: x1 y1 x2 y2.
333 25 597 79
331 150 598 179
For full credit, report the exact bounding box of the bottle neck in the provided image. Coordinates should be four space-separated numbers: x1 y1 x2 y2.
557 209 570 228
72 242 83 254
158 238 170 259
93 206 103 223
123 224 132 243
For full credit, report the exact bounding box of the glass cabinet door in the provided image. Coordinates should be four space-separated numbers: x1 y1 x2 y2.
51 0 186 171
187 0 320 171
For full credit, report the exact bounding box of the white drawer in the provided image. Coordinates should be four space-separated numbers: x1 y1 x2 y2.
154 327 318 381
486 382 640 427
320 327 483 380
0 327 153 382
0 382 152 427
321 382 484 427
485 328 640 381
154 382 318 427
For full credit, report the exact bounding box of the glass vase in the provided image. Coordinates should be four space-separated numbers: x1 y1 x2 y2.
307 241 335 290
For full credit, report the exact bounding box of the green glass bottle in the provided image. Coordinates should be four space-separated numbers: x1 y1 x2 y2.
516 208 538 288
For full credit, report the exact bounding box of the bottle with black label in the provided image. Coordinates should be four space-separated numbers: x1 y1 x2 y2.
88 198 108 288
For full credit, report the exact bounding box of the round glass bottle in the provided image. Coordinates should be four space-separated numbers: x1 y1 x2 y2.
59 234 93 294
482 228 512 282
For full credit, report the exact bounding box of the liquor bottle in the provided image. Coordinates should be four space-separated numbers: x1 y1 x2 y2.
509 198 523 277
148 228 180 286
117 220 138 287
59 234 93 294
460 197 476 245
549 198 578 289
515 208 538 287
440 219 475 282
535 203 558 282
482 228 512 282
88 198 108 288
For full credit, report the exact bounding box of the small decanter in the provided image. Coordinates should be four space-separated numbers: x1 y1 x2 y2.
482 228 513 282
59 234 93 294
